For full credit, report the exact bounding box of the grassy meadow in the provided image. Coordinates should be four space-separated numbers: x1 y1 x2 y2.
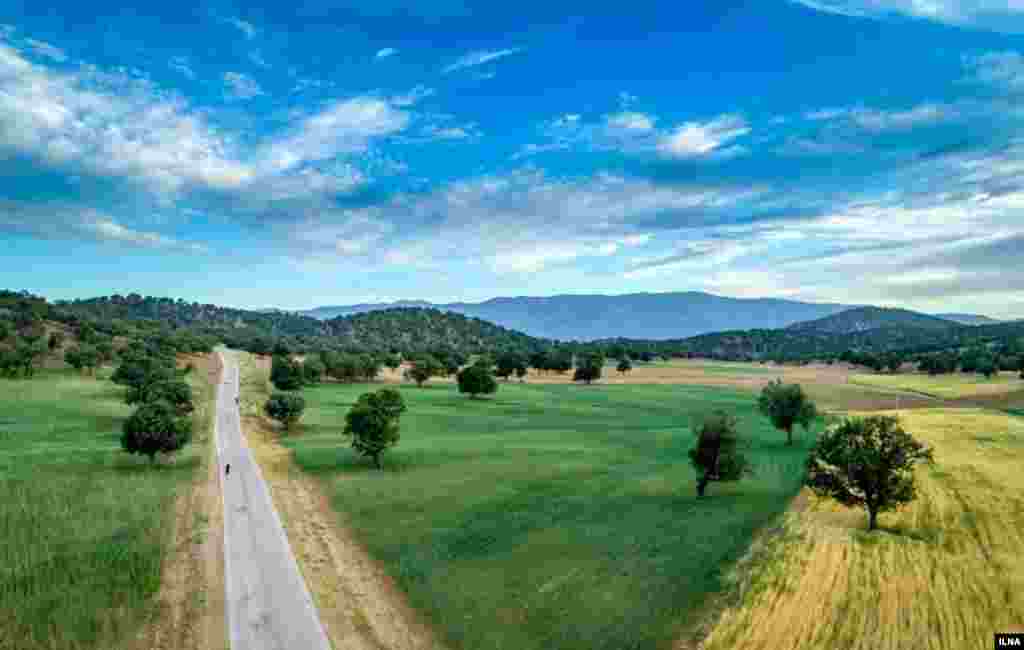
702 408 1024 650
279 379 820 650
851 371 1024 400
0 363 211 650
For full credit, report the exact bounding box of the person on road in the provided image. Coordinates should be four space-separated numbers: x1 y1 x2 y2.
226 463 231 476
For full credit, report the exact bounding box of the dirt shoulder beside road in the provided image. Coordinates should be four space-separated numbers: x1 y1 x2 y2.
238 353 444 650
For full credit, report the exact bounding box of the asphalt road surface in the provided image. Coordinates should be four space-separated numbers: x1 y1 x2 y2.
216 351 332 650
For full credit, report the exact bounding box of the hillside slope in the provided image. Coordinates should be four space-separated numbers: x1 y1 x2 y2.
786 307 957 335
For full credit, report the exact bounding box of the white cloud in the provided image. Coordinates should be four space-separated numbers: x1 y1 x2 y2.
421 124 477 140
259 97 409 173
226 17 257 39
965 50 1024 90
443 48 521 74
223 71 263 99
789 0 1024 31
658 115 750 158
0 201 207 252
376 48 398 59
605 111 655 132
249 51 270 68
24 39 67 63
169 56 195 79
390 85 434 107
0 43 254 195
805 103 958 131
319 169 760 273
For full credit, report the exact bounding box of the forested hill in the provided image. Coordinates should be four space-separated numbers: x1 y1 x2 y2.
684 317 1024 361
59 294 327 337
48 294 554 357
324 308 555 355
786 307 958 335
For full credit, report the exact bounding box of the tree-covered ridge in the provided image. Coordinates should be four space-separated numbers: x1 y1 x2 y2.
323 308 557 356
57 293 327 337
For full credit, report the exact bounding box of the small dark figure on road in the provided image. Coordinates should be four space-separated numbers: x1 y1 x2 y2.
226 463 231 476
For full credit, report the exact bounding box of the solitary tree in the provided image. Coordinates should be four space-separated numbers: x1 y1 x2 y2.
303 358 325 384
573 351 605 385
343 388 407 469
514 364 528 383
805 415 934 531
457 364 498 399
127 378 194 415
270 354 304 391
48 330 65 352
264 392 307 430
617 357 633 376
758 379 817 446
121 401 193 464
687 411 752 497
404 355 442 387
885 355 903 374
978 356 998 379
495 352 523 381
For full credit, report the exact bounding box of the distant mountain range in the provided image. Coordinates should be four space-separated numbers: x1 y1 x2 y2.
934 313 1002 326
286 293 1000 341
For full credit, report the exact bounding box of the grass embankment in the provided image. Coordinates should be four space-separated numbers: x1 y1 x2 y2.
702 408 1024 650
284 381 818 650
0 362 212 650
851 372 1024 400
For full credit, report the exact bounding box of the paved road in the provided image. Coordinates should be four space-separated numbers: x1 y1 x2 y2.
216 351 333 650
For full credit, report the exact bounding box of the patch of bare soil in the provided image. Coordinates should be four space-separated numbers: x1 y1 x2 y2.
127 353 227 650
241 353 445 650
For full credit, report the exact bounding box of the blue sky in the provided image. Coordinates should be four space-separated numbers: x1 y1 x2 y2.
2 1 1024 316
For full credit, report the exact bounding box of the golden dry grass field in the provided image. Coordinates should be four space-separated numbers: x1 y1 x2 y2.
699 408 1024 650
851 371 1024 400
378 359 938 412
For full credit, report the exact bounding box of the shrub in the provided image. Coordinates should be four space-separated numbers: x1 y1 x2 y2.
687 411 752 497
264 392 306 430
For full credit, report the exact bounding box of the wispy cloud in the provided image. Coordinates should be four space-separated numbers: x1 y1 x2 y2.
258 97 410 173
964 50 1024 90
658 115 750 158
443 48 521 74
223 71 263 99
169 56 195 79
225 16 257 39
376 48 398 59
605 111 656 132
0 201 208 252
804 102 958 131
390 85 434 107
789 0 1024 32
305 169 763 272
0 42 254 195
24 38 66 62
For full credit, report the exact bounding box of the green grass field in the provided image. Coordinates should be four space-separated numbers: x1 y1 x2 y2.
284 381 818 650
0 367 207 650
850 371 1024 400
